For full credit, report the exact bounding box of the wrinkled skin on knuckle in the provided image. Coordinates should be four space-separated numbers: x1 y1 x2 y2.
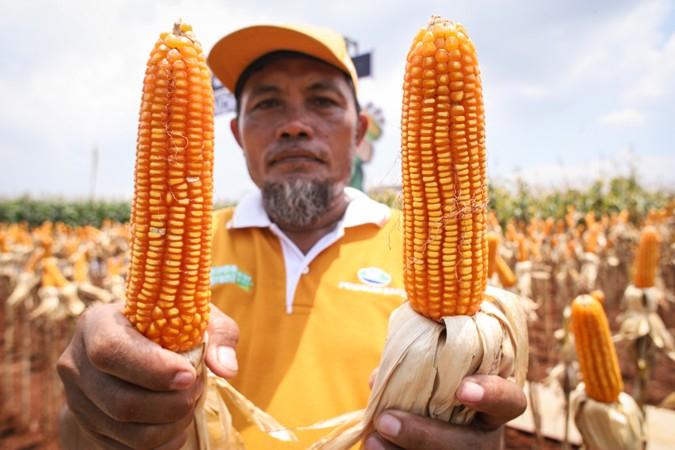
86 330 124 373
106 389 140 423
56 344 78 385
130 416 192 450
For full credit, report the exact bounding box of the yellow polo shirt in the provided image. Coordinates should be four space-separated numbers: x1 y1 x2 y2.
210 188 405 448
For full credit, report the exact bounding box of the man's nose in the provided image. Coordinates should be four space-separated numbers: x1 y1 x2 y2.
275 116 314 140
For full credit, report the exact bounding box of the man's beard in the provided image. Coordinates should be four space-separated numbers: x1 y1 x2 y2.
262 178 334 228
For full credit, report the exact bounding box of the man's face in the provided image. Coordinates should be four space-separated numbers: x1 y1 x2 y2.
231 56 367 192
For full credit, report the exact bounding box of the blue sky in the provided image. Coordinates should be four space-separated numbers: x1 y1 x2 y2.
1 0 673 201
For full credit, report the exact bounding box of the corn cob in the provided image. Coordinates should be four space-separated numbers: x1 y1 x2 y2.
590 289 605 304
72 250 89 283
495 255 517 288
41 257 68 288
311 18 529 450
487 232 500 278
516 234 529 262
0 229 8 253
124 21 214 352
401 16 486 319
633 226 660 289
571 294 623 403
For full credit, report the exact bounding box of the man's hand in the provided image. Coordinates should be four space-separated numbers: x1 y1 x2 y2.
57 302 239 449
363 375 527 450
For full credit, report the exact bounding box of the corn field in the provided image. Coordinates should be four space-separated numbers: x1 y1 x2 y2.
0 186 673 449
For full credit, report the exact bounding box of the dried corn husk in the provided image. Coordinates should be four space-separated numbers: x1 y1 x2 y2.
61 283 86 317
310 286 528 450
7 272 39 306
571 383 647 450
181 342 210 450
515 260 533 298
78 282 114 304
579 252 600 293
616 285 675 361
202 370 297 448
660 391 675 409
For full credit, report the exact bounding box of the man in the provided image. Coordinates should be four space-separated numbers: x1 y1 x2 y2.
58 23 526 449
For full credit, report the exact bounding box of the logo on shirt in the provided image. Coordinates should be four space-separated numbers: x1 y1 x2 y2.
337 267 406 298
357 267 392 287
210 265 253 292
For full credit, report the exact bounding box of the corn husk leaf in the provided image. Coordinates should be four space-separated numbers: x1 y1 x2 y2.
579 252 600 293
30 286 63 320
616 285 675 361
181 342 210 450
201 368 297 448
659 391 675 410
515 260 532 298
571 383 647 450
310 286 528 450
7 272 39 307
61 283 86 316
78 282 114 304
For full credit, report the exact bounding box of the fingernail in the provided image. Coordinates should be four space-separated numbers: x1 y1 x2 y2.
364 434 385 450
172 371 195 389
457 380 485 403
376 413 401 437
217 346 238 373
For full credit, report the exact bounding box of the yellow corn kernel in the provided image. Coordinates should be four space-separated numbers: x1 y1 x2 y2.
633 226 660 288
402 16 486 319
571 295 623 403
124 21 214 352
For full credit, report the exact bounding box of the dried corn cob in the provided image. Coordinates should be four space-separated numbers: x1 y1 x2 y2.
571 295 623 403
123 21 214 353
590 289 605 304
487 232 499 277
633 226 660 289
495 254 517 288
72 250 89 283
572 293 646 449
42 257 68 288
516 234 529 262
312 17 528 449
401 15 487 319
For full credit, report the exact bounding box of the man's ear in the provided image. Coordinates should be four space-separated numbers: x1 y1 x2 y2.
355 112 369 146
230 118 243 149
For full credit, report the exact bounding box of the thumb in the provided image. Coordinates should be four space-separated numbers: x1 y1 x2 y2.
204 303 240 379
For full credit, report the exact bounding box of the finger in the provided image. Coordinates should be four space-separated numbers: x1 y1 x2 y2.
76 357 203 424
83 302 197 391
154 431 190 450
204 303 240 378
373 410 502 450
455 374 527 429
64 380 194 450
363 431 403 450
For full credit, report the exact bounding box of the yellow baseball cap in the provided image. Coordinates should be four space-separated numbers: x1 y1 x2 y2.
207 24 359 94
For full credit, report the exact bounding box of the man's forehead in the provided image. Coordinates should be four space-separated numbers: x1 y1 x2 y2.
240 55 349 93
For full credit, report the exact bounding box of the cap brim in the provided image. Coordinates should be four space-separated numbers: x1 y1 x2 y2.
207 24 357 93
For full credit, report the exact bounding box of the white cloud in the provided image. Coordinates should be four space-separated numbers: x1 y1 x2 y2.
599 108 646 126
624 31 675 102
1 0 673 199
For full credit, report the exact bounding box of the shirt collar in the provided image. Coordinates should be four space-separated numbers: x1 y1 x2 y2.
229 186 390 230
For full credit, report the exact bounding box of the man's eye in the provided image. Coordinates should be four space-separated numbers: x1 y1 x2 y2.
311 97 338 107
254 99 279 109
